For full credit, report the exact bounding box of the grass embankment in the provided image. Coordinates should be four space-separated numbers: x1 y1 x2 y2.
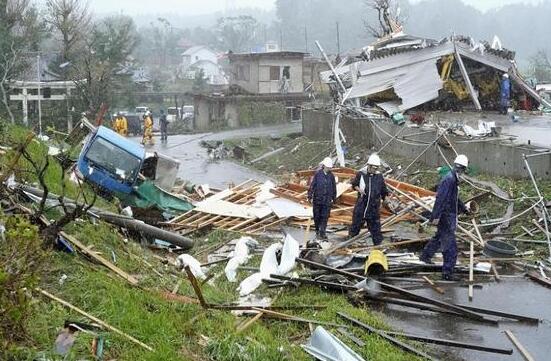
1 123 424 360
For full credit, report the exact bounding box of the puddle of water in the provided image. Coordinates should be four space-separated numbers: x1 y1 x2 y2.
377 278 551 361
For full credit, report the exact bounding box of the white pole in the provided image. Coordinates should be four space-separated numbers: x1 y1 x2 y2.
36 54 42 135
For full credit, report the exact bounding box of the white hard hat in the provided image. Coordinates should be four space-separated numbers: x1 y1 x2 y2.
367 153 382 167
454 154 469 168
320 157 333 168
502 73 509 78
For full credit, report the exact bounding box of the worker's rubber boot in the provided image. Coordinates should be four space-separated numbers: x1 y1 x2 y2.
442 273 461 281
419 256 434 265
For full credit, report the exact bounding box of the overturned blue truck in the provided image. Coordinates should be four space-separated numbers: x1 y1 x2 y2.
76 125 193 216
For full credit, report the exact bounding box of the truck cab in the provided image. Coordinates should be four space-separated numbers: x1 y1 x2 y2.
77 126 145 195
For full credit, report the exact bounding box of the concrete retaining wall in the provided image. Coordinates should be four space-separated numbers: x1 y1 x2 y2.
303 109 551 179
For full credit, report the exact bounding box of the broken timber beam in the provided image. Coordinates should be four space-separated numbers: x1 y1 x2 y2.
369 279 491 323
337 312 439 361
526 271 551 288
453 47 482 111
505 330 536 361
38 288 154 351
384 330 512 355
297 258 493 323
184 265 209 308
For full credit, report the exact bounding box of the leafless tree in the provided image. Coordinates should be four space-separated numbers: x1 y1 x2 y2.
20 144 96 244
0 41 17 122
364 0 403 39
45 0 91 64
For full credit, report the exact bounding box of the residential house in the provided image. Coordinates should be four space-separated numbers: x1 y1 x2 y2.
193 51 309 131
228 51 306 94
181 45 227 86
182 46 218 69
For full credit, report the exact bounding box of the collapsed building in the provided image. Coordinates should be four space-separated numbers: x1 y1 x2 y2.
320 33 551 115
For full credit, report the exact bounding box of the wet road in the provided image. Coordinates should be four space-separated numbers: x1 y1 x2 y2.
436 111 551 148
378 276 551 361
132 123 301 188
500 114 551 148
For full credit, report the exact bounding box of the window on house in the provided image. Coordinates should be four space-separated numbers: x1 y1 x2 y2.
282 66 291 79
236 64 250 81
270 66 280 80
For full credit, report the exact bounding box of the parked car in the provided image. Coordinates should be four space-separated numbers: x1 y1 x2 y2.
182 105 194 121
167 107 181 122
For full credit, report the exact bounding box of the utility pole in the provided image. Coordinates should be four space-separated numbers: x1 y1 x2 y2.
279 29 283 51
336 22 341 55
36 54 42 136
304 26 308 53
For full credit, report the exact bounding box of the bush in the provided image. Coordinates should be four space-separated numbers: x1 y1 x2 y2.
0 214 47 350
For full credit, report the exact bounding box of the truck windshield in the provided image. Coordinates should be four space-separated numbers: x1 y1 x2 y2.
85 137 141 182
167 108 178 115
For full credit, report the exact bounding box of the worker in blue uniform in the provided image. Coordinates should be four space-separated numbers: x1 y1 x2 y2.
348 154 389 246
420 154 471 280
500 73 511 115
308 157 337 240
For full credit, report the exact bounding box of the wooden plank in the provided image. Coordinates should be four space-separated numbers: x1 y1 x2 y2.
526 271 551 288
471 219 486 248
422 276 445 294
505 330 535 361
38 288 154 351
60 231 139 286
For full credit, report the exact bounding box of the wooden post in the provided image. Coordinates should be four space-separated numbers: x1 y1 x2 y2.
184 265 208 309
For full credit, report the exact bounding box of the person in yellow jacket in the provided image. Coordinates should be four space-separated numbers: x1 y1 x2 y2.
113 112 128 137
119 113 128 137
141 111 154 145
112 113 121 133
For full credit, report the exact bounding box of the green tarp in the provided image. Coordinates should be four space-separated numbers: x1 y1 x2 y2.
119 180 193 214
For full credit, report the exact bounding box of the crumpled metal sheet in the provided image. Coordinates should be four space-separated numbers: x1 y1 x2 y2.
302 326 366 361
349 58 443 114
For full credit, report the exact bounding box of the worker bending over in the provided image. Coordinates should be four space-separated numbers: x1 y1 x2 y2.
348 154 389 246
308 157 337 240
420 154 470 281
141 111 154 145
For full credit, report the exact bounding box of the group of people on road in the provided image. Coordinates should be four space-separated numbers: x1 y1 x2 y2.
308 152 471 281
112 109 169 146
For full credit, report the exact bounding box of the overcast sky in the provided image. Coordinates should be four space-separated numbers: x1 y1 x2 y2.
66 0 545 16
